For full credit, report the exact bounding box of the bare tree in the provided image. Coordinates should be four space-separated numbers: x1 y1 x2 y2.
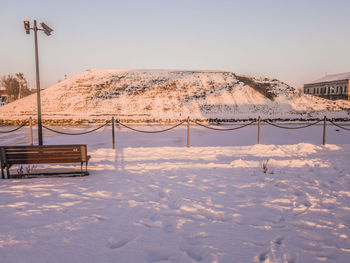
1 73 31 102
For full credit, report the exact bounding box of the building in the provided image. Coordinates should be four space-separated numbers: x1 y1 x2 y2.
0 87 8 106
304 72 350 100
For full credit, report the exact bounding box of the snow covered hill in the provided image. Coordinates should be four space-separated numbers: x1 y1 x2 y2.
0 69 349 121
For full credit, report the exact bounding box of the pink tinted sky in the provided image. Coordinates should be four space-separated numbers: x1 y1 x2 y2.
1 0 350 89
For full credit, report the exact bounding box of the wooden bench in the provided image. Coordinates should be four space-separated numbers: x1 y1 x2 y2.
0 145 90 179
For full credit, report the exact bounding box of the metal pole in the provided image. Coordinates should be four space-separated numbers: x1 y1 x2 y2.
258 116 261 144
29 117 33 145
34 20 43 145
112 117 115 149
323 116 326 145
187 116 190 148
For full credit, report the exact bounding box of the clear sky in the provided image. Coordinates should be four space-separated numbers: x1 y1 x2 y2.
1 0 350 90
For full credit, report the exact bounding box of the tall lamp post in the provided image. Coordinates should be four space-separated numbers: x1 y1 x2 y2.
23 19 53 146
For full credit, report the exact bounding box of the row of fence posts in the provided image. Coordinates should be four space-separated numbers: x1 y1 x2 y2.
6 115 337 148
256 116 327 145
112 116 327 148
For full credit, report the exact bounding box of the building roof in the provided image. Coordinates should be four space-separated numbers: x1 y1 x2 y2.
306 72 350 85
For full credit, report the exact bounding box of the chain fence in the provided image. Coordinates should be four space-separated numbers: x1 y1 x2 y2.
262 119 322 129
2 117 350 147
0 123 27 133
42 121 110 135
193 119 257 131
117 119 186 133
328 120 350 131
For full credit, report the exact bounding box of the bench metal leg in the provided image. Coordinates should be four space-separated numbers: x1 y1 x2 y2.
6 165 10 179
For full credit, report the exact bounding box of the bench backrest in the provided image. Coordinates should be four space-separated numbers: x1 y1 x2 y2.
0 145 88 165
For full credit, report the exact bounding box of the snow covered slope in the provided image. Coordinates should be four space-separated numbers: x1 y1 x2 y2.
0 69 349 120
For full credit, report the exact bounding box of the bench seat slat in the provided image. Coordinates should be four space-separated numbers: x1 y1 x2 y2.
6 152 82 156
6 156 83 161
2 145 83 148
5 152 82 155
7 154 82 159
6 148 80 153
8 159 83 164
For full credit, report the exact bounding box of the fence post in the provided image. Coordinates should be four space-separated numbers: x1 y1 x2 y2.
258 116 261 144
187 116 190 148
29 117 33 146
112 117 115 149
323 116 326 145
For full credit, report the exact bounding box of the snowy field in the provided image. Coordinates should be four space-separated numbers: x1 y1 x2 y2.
1 123 350 262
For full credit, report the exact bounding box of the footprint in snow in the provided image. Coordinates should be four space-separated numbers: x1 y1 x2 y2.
258 251 268 262
284 253 295 263
158 189 169 199
181 247 203 262
94 214 106 221
163 218 175 233
136 218 163 229
189 232 208 240
275 236 284 246
292 190 302 197
145 248 172 263
302 200 311 207
107 237 131 250
182 231 208 246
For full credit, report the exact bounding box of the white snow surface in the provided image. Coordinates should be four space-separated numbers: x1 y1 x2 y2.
1 124 350 262
0 69 349 120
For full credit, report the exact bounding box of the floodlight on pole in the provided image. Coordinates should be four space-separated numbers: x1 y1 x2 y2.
40 22 53 36
23 19 53 146
24 19 30 34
